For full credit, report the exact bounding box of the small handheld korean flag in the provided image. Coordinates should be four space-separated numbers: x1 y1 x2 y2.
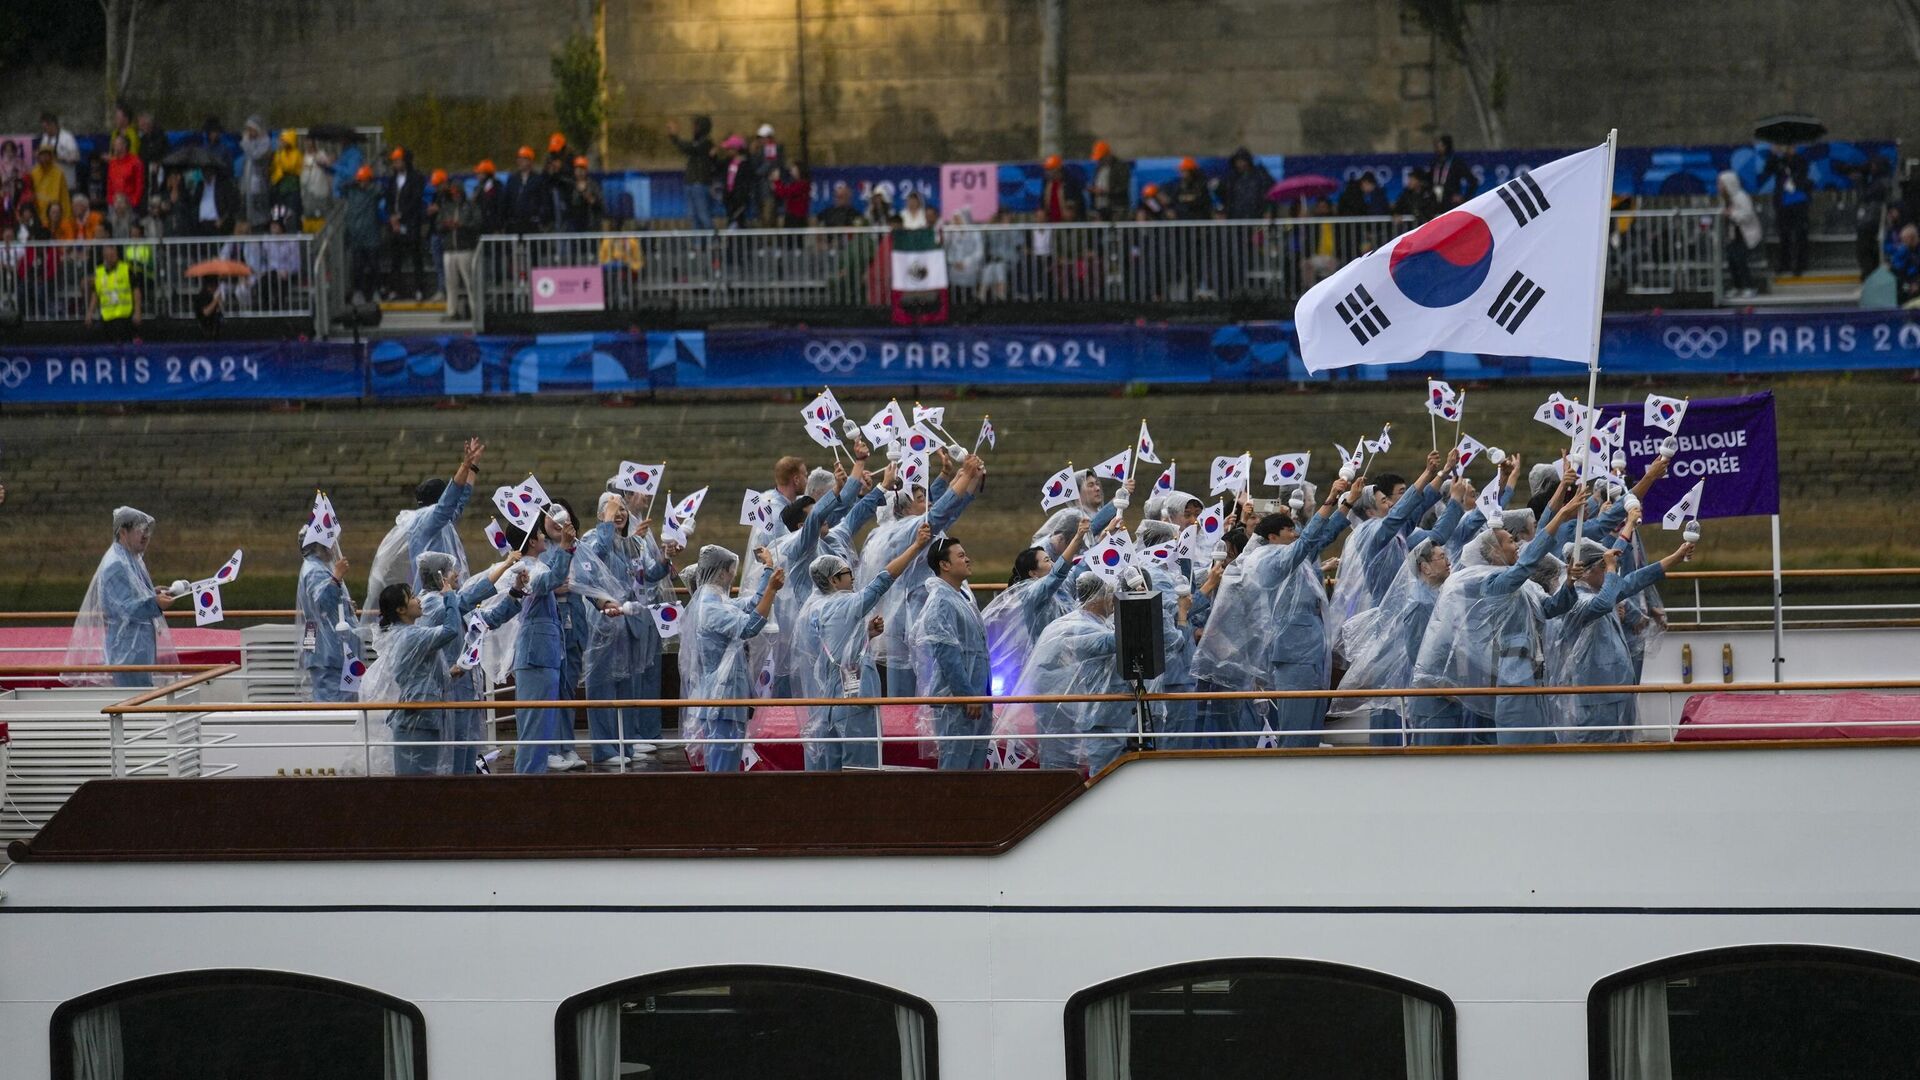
1454 434 1486 474
674 486 710 523
191 578 226 626
861 401 912 448
1134 420 1161 465
1091 448 1132 483
649 602 684 640
1662 479 1705 530
1425 379 1459 419
615 462 664 496
1193 501 1229 551
1153 463 1177 496
300 493 341 549
484 519 512 556
901 424 942 456
1644 393 1689 434
1040 465 1077 511
338 653 367 693
212 549 244 585
899 450 931 492
661 514 690 548
1209 454 1249 496
912 404 946 429
975 415 996 452
1533 392 1583 437
1297 141 1612 372
1133 534 1178 569
1265 453 1310 487
1083 533 1134 584
803 390 845 429
739 489 766 527
1334 441 1366 477
515 475 553 511
1475 475 1505 519
492 484 539 530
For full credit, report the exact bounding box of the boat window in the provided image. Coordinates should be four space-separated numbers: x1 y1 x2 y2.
50 969 425 1080
1590 945 1920 1080
1065 959 1455 1080
556 966 937 1080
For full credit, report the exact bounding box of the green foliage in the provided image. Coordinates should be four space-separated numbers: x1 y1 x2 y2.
550 34 603 154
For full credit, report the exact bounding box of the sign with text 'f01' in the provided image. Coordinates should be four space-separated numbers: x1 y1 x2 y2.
1296 141 1612 373
530 266 606 313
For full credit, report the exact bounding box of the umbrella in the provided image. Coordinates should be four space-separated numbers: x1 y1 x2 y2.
1267 174 1340 203
162 144 230 170
185 259 253 279
1753 114 1827 145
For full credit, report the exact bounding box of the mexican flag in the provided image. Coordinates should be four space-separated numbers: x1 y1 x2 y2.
890 228 949 292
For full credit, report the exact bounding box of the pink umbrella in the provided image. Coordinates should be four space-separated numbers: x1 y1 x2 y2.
1267 174 1340 202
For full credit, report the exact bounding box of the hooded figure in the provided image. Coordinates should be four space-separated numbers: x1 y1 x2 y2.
65 506 179 687
910 538 991 769
979 524 1085 704
296 534 357 703
1218 147 1275 220
856 457 981 695
1133 520 1199 741
1333 539 1451 745
1547 535 1673 743
366 455 477 617
579 492 677 763
996 573 1129 774
361 578 465 775
679 544 781 772
416 550 521 774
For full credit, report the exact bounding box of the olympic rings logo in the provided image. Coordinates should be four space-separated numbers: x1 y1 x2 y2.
803 340 867 374
0 358 31 389
1662 326 1728 360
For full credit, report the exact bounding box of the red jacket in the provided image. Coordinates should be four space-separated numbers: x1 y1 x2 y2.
772 177 810 223
107 154 145 211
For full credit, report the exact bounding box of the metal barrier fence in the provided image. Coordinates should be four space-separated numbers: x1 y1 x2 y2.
474 211 1722 327
0 234 316 324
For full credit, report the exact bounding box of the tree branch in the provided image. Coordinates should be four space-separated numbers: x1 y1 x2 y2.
118 0 141 97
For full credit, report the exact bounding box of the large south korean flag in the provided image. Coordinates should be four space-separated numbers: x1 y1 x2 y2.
1298 141 1613 374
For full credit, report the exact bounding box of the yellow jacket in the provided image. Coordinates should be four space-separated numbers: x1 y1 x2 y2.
31 161 70 227
271 132 304 187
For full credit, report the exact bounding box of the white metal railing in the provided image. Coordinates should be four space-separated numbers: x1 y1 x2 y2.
0 234 316 323
473 211 1721 327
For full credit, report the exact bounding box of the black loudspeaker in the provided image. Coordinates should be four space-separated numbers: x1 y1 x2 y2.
1116 590 1165 682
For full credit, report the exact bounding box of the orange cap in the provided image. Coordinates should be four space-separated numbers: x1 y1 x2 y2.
476 159 496 175
430 168 449 186
1142 182 1160 197
354 165 374 182
573 155 589 168
548 132 567 153
517 145 535 159
1180 156 1197 171
389 146 405 161
1091 140 1110 160
1044 154 1063 171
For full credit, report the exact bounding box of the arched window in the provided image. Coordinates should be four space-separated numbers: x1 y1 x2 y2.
1590 944 1920 1080
556 965 938 1080
1065 958 1455 1080
49 969 426 1080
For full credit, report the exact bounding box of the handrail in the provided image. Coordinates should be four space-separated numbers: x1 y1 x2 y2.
99 678 1920 716
0 664 225 675
3 566 1917 623
105 664 241 709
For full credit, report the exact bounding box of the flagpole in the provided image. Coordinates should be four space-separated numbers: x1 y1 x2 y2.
1573 128 1618 553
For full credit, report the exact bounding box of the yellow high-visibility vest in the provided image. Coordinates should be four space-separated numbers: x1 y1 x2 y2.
95 262 133 321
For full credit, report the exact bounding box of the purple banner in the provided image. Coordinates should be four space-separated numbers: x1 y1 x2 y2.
1603 390 1779 522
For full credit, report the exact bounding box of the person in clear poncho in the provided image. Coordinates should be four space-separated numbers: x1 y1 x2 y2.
366 437 484 606
858 453 984 695
818 461 890 576
1193 478 1356 749
1131 519 1199 743
1326 452 1447 659
1030 469 1108 549
296 534 358 702
791 523 934 771
417 549 523 774
370 579 466 776
996 573 1131 774
680 544 785 772
911 536 992 769
750 466 852 699
580 490 680 764
1407 494 1583 745
65 506 182 688
981 514 1090 701
1333 538 1451 746
1548 534 1692 743
501 511 576 773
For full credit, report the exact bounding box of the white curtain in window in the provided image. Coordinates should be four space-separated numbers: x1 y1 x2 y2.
1401 996 1444 1080
382 1009 416 1080
1609 977 1673 1080
1082 992 1133 1080
895 1005 928 1080
575 1000 622 1080
71 1003 124 1080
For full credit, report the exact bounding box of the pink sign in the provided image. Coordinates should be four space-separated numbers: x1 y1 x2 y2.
939 162 998 223
530 266 605 312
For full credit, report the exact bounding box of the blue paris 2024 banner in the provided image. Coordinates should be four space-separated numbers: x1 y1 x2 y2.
1602 391 1779 522
0 340 362 403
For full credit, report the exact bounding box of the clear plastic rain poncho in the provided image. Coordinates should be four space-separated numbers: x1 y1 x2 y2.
979 557 1074 699
293 541 358 697
909 576 989 742
64 507 180 686
567 535 636 680
856 506 932 689
1191 534 1316 692
677 546 762 766
1326 494 1405 659
788 555 891 746
1031 499 1097 549
347 589 464 776
365 487 470 624
1332 540 1447 717
1409 529 1547 722
992 576 1128 772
